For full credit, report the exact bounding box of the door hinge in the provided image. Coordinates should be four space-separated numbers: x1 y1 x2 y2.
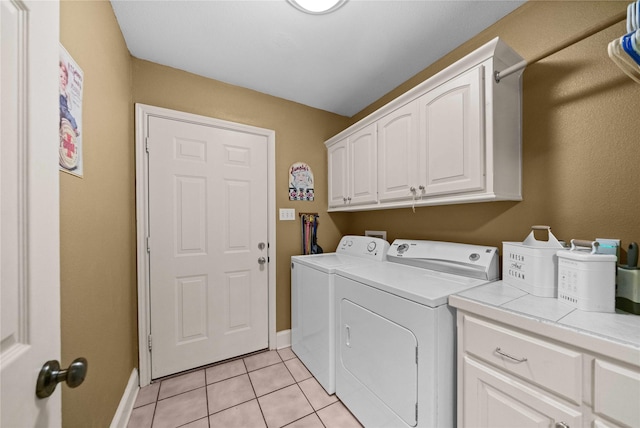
146 236 151 253
148 335 152 352
145 137 150 153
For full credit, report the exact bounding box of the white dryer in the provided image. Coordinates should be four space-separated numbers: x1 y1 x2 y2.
334 239 499 427
291 235 390 394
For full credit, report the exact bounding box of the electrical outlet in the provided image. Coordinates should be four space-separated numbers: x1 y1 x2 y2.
279 208 295 221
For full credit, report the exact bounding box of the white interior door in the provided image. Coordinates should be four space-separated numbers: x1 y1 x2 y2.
1 0 61 426
147 115 269 379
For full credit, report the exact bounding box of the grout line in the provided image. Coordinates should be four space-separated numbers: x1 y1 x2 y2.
203 369 211 427
242 356 269 428
147 348 355 428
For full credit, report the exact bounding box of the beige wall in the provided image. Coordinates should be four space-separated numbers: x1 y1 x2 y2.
132 60 351 331
58 0 640 425
344 1 640 263
59 1 136 426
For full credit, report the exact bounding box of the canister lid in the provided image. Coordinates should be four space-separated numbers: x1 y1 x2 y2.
557 249 617 262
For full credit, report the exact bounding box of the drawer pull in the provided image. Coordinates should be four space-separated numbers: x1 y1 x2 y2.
495 347 528 363
555 423 569 428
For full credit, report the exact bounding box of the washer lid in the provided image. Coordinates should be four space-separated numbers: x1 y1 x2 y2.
336 262 488 307
387 239 499 281
291 253 380 273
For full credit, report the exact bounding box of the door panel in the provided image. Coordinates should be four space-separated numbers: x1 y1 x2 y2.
378 102 419 202
148 116 268 379
327 139 348 207
419 66 485 196
349 124 377 206
1 1 61 425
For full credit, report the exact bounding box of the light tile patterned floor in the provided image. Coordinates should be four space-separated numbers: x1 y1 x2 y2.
127 347 363 428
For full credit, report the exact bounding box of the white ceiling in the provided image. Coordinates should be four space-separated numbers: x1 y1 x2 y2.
110 0 525 117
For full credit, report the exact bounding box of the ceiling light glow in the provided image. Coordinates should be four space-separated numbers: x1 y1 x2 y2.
287 0 347 14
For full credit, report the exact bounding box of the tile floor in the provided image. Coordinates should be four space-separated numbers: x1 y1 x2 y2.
127 347 363 428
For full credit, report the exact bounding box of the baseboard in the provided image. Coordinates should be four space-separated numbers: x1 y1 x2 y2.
110 368 139 428
276 329 291 349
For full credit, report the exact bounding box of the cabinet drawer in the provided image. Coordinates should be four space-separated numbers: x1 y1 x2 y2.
462 356 582 428
463 315 582 403
594 359 640 427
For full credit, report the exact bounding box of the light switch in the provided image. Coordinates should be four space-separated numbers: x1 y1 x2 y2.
279 208 295 221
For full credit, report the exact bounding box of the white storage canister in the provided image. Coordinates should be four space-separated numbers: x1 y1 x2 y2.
557 240 617 312
503 225 565 297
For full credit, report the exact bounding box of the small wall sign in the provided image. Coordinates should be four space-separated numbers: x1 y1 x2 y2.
59 44 84 177
289 162 314 201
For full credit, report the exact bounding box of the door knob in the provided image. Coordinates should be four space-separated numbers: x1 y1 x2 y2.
258 257 266 265
36 357 88 398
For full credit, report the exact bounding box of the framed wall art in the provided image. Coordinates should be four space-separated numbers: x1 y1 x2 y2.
289 162 314 201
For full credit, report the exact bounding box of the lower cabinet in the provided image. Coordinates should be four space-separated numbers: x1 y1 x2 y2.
456 312 640 428
463 356 581 427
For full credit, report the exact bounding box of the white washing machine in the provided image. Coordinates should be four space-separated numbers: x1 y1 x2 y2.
334 239 499 427
291 235 390 394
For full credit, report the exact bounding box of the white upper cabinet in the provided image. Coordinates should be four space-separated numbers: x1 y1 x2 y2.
325 37 523 212
328 123 377 208
327 138 348 207
377 102 419 202
419 66 484 197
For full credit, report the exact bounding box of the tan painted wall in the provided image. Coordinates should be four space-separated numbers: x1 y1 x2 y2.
344 1 640 264
58 0 640 425
132 61 351 332
59 1 136 426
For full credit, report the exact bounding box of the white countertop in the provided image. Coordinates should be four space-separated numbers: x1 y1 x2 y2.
449 281 640 354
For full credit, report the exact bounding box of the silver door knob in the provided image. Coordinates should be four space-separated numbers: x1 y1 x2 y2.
258 257 266 265
36 357 88 398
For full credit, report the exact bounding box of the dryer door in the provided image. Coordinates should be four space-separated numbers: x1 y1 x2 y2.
340 298 418 426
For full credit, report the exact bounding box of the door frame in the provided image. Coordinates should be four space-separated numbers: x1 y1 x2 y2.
135 103 276 387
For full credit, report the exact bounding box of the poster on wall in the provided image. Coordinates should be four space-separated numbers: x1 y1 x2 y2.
289 162 314 201
59 44 84 177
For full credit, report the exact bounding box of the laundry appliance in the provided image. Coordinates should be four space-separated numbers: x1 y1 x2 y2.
291 235 390 394
334 239 499 427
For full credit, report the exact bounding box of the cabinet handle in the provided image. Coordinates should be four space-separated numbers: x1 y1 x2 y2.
347 197 351 202
343 197 347 203
555 423 569 428
345 325 351 347
410 186 416 193
495 347 528 363
418 185 425 191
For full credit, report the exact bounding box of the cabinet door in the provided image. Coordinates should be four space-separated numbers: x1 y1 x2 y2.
419 66 485 196
348 123 378 206
327 138 348 207
462 356 581 428
377 102 419 202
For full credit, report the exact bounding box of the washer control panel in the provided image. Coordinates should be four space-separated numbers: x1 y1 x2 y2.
337 236 389 260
